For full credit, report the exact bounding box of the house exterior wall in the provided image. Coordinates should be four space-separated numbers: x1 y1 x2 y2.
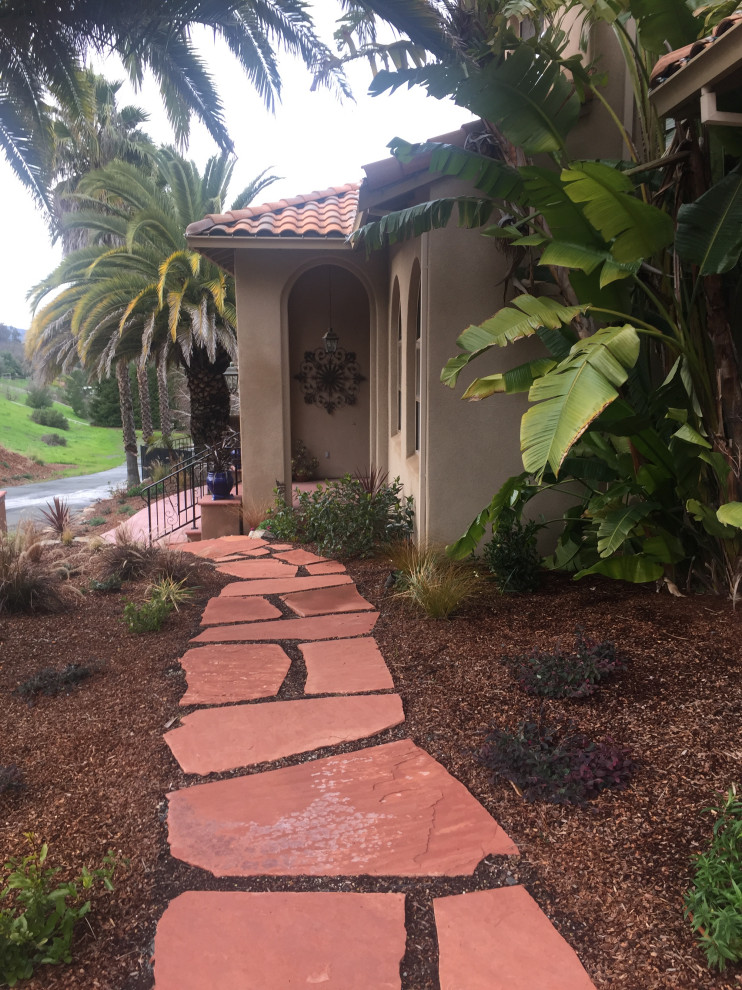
287 265 371 478
232 245 387 514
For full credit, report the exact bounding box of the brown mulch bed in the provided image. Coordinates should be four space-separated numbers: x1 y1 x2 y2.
1 535 741 988
0 445 71 486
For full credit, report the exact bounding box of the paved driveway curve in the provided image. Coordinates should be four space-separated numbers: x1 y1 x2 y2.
3 462 127 528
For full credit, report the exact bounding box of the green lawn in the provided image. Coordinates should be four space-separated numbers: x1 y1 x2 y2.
0 381 126 478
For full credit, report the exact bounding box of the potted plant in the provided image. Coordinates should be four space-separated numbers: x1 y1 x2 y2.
291 440 319 482
206 444 234 500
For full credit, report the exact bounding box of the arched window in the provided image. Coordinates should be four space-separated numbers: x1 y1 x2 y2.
406 260 422 458
390 278 401 437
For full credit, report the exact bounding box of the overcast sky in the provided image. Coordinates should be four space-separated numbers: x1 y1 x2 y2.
0 3 469 331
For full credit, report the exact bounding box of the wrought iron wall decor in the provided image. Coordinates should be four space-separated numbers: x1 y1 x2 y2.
294 346 366 414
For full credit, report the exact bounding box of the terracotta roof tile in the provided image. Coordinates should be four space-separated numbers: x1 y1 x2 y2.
650 14 742 88
186 184 360 239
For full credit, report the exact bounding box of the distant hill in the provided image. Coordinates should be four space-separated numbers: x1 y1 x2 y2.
0 323 27 363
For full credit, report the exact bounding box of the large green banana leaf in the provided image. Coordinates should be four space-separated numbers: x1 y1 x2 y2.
521 324 641 478
462 358 557 400
717 502 742 529
351 197 497 251
562 162 674 262
446 472 537 560
596 501 658 557
452 46 580 156
441 295 588 388
520 166 607 249
574 554 665 582
388 138 524 200
629 0 701 54
676 164 742 275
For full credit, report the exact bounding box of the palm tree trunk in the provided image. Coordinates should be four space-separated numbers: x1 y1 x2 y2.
136 360 154 443
116 357 140 488
156 347 173 440
183 345 231 450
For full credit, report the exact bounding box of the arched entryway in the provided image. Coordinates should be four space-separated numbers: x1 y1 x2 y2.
287 264 371 480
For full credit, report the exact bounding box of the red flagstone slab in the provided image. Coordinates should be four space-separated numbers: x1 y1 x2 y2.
165 694 405 773
166 738 517 876
434 887 596 989
214 548 270 562
219 574 352 597
178 644 290 706
191 611 378 643
153 891 405 990
265 543 294 550
216 559 299 579
305 560 347 574
301 638 394 694
179 537 267 559
200 596 281 625
273 548 328 565
282 583 374 617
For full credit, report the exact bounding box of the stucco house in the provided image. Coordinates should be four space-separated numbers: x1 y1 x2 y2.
185 121 543 545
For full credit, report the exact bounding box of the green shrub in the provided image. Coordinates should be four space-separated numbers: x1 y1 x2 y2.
508 629 626 699
29 408 69 431
479 719 634 805
123 597 172 633
89 574 122 593
685 786 742 971
86 517 107 528
483 518 542 593
265 475 414 558
0 837 118 987
40 433 67 447
24 386 52 409
390 542 480 618
117 504 137 516
147 576 194 612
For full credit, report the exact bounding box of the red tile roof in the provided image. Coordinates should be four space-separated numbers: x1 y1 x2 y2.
650 14 742 88
186 184 360 239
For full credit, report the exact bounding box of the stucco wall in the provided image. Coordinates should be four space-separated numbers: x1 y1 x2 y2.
288 265 371 478
233 245 387 513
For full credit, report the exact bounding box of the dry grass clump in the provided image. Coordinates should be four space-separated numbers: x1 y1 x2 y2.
388 541 481 619
0 523 65 615
96 527 210 587
241 494 274 534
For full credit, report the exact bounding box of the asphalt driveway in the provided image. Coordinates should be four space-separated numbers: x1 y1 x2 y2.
3 463 128 528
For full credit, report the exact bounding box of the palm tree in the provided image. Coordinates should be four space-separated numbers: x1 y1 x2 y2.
45 69 157 252
28 150 279 456
0 0 347 210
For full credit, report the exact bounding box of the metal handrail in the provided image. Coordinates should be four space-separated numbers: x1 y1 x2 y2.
142 434 241 542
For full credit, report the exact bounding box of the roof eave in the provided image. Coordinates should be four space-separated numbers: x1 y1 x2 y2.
650 20 742 117
186 234 356 274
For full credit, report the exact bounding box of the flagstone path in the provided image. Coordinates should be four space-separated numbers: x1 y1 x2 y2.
153 534 597 989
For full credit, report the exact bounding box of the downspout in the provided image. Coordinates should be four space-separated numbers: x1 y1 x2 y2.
419 234 430 544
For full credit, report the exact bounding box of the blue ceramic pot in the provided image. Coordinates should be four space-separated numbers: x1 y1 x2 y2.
206 470 234 500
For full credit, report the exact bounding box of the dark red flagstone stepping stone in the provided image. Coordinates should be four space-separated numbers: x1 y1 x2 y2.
282 583 374 617
190 611 378 643
434 886 596 989
178 644 290 706
165 694 405 773
274 548 328 565
301 638 394 694
166 738 517 876
305 560 346 574
179 537 267 559
153 890 405 989
200 596 281 625
265 542 294 550
216 559 299 579
219 574 352 597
